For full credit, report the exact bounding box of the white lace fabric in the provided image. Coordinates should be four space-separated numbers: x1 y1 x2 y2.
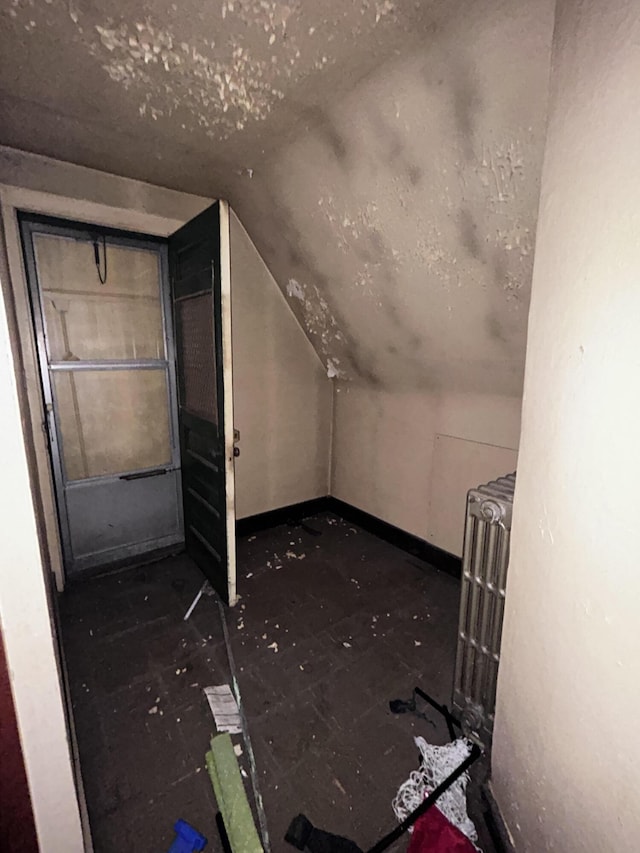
392 737 481 850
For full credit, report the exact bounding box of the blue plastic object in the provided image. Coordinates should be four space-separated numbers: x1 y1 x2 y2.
167 819 207 852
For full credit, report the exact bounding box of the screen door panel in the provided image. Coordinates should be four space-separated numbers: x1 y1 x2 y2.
21 216 183 578
177 293 217 422
52 368 172 480
170 202 235 604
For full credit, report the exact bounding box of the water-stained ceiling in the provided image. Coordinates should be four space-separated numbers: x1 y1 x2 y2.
0 0 555 394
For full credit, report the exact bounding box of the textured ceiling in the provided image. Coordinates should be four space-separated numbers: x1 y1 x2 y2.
0 0 555 394
0 0 440 194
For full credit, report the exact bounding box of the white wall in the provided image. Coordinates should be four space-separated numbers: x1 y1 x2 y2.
493 1 640 849
332 384 519 554
230 211 331 518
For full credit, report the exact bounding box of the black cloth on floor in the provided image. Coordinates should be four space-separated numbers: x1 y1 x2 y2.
285 814 363 853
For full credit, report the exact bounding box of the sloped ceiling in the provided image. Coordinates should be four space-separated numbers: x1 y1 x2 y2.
0 0 555 395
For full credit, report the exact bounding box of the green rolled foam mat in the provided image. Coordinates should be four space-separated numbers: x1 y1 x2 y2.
205 733 263 853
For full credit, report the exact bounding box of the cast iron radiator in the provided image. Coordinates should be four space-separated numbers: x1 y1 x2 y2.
452 473 516 749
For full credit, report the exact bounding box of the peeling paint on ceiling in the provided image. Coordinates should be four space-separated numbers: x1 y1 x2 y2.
92 18 287 135
0 0 555 396
2 0 416 147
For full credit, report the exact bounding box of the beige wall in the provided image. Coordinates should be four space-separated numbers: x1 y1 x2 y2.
238 0 554 399
492 1 640 849
332 384 519 555
242 0 552 557
230 211 332 518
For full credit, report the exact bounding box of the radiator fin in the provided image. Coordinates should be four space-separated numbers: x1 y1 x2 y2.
452 472 515 749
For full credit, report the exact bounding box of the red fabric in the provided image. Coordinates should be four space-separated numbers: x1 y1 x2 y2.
407 805 476 853
0 632 38 852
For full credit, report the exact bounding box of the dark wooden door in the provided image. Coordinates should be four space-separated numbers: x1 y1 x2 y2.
169 202 236 604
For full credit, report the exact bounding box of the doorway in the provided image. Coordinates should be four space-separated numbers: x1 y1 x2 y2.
19 203 237 603
20 214 184 579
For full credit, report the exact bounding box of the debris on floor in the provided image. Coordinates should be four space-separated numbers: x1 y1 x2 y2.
285 813 362 852
183 579 215 621
290 520 322 537
393 737 481 853
283 735 481 853
167 818 207 852
203 685 242 734
60 513 485 852
206 733 263 853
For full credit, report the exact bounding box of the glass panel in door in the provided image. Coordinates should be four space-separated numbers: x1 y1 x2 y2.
52 368 172 480
34 234 166 361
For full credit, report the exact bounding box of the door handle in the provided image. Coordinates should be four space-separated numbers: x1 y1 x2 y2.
120 468 170 481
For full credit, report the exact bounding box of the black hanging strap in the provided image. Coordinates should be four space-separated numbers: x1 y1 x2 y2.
93 234 107 284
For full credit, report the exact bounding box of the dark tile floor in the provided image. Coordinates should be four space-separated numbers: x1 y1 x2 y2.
60 512 494 853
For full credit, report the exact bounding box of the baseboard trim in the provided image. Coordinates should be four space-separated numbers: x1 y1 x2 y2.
326 498 461 579
236 496 461 580
482 781 516 853
235 497 331 537
65 542 184 585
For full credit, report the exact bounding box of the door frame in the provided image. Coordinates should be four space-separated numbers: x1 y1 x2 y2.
219 201 238 605
0 179 213 853
19 213 184 576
